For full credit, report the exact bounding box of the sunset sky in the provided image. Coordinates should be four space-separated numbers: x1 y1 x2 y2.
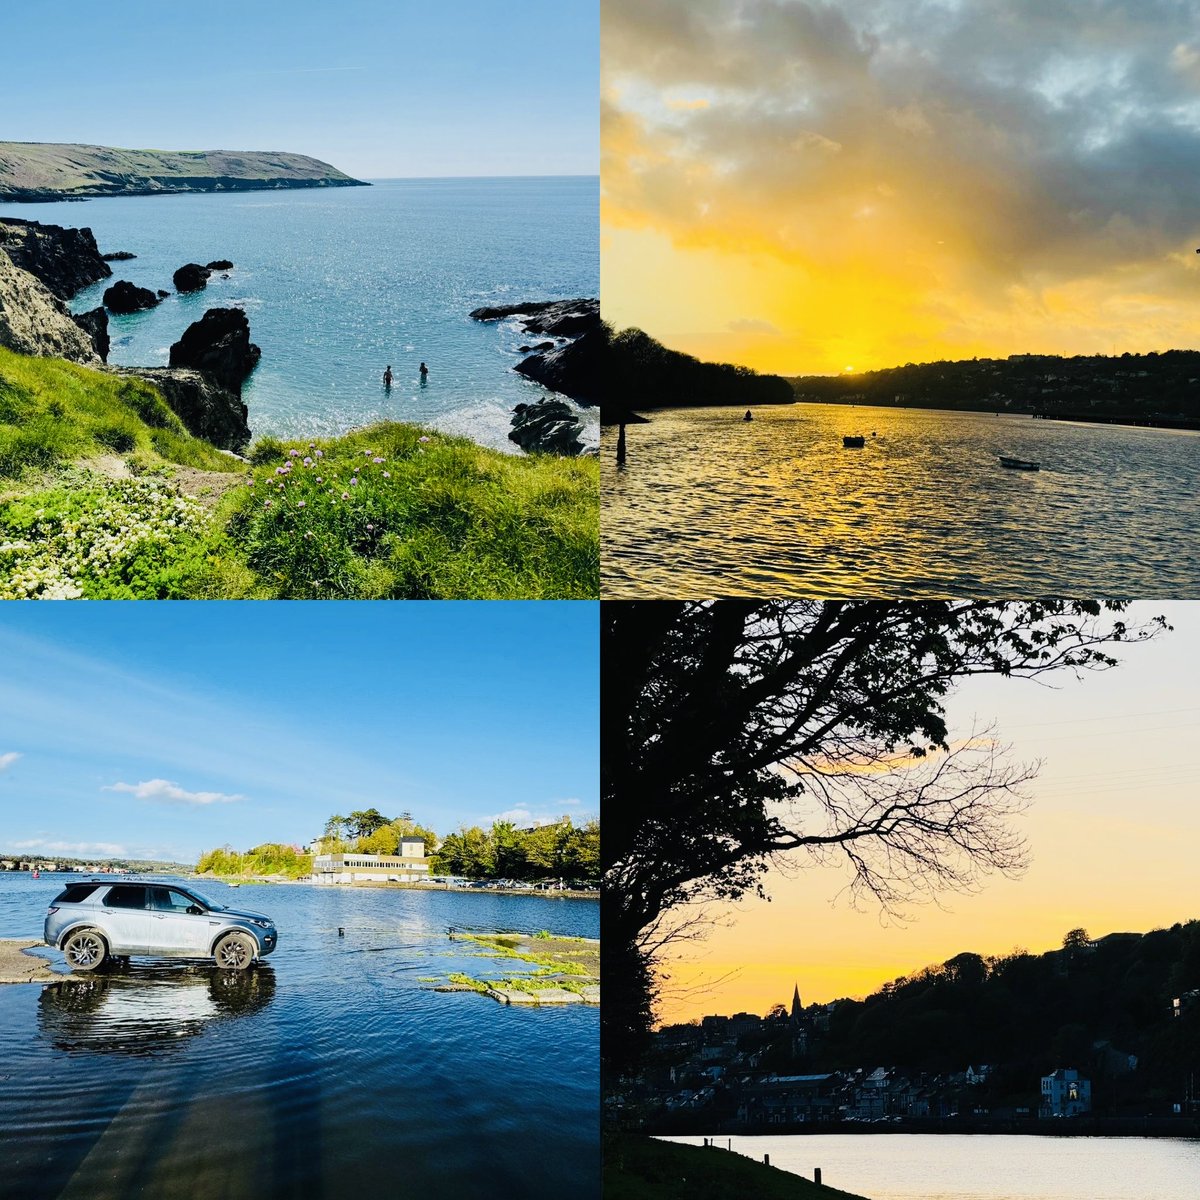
655 601 1199 1025
603 0 1200 376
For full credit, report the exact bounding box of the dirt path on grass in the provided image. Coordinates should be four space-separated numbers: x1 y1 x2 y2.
75 455 250 511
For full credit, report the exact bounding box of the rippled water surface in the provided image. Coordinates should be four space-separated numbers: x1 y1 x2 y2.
0 177 598 452
602 404 1199 596
662 1134 1200 1200
0 875 598 1199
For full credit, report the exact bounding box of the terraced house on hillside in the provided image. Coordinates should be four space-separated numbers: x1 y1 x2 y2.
312 840 429 884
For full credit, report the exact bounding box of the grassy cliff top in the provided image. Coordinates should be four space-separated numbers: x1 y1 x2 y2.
0 142 367 199
605 1136 871 1200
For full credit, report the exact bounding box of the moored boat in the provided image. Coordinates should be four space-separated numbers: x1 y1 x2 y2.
843 435 866 448
999 455 1040 470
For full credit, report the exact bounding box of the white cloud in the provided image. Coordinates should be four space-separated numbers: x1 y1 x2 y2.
103 779 245 806
0 751 21 771
491 801 592 827
13 838 128 857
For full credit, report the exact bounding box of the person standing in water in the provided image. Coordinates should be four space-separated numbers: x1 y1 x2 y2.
383 365 393 389
419 362 429 385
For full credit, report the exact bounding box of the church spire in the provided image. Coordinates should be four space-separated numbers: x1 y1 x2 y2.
790 983 802 1022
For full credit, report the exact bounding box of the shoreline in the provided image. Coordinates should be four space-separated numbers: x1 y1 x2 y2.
645 1118 1200 1141
0 939 58 984
194 875 598 900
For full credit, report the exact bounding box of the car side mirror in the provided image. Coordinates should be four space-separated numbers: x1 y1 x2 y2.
187 905 204 915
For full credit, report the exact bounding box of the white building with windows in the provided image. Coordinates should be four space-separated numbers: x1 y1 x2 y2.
1040 1068 1091 1118
312 839 429 884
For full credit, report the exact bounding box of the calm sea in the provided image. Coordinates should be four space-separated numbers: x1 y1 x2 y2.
0 176 598 453
602 403 1200 596
661 1133 1200 1200
0 874 598 1199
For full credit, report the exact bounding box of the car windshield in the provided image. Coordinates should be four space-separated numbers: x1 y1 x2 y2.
182 888 222 911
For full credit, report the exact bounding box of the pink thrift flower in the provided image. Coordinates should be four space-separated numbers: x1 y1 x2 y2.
342 492 350 500
372 457 384 464
315 449 324 459
289 449 300 458
382 471 391 479
297 500 306 508
303 457 313 466
367 524 375 531
264 499 272 509
350 477 358 486
418 436 431 443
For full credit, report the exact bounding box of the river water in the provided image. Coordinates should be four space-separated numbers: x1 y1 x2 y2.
0 176 598 453
660 1133 1200 1200
601 403 1200 596
0 873 598 1199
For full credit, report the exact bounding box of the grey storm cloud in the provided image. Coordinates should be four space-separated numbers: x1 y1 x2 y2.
604 0 1200 291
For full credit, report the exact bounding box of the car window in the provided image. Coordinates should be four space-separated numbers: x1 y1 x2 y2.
150 887 202 913
104 885 148 909
52 883 101 905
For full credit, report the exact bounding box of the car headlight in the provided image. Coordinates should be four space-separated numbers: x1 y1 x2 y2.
249 918 273 930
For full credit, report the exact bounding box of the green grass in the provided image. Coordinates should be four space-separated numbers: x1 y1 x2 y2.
224 424 598 598
604 1135 871 1200
0 349 599 599
0 346 240 477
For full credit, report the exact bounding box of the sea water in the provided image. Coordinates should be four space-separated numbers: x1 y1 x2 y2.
0 176 598 453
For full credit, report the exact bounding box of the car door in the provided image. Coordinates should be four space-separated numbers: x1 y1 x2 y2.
99 884 151 953
148 887 215 956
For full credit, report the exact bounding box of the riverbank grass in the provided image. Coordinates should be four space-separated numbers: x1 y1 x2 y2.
0 348 599 598
436 932 599 1003
605 1136 871 1200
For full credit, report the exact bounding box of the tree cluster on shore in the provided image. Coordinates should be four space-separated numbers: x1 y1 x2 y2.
791 350 1200 421
432 816 599 884
606 326 794 411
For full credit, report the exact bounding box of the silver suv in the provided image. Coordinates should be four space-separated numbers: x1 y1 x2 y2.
44 881 278 972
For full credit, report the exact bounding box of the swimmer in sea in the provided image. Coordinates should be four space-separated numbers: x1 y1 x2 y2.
383 365 393 389
419 361 429 385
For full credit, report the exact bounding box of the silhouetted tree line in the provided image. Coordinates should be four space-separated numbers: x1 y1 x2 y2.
791 350 1200 420
606 326 794 409
797 923 1200 1113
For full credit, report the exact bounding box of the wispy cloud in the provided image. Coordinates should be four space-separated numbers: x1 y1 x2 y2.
491 800 590 827
104 779 245 806
13 838 128 857
0 751 20 771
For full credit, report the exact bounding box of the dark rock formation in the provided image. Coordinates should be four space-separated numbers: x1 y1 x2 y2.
0 217 111 300
105 366 250 452
518 341 556 353
515 326 604 407
173 263 211 293
72 307 110 363
509 397 588 456
102 251 137 262
103 280 161 314
156 289 170 299
0 250 99 363
205 259 234 271
169 307 261 396
470 298 599 337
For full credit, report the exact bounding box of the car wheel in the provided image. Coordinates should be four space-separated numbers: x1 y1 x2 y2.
214 932 256 971
63 929 108 972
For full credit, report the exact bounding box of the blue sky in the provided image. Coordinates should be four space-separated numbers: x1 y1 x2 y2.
2 1 597 178
0 602 598 864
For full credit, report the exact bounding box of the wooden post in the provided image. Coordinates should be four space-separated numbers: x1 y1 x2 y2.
764 1154 770 1166
814 1167 822 1186
616 421 627 465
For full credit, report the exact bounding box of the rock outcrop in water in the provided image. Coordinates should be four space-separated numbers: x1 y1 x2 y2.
0 217 111 300
169 307 261 396
0 250 99 363
515 327 605 407
206 259 234 271
102 250 137 262
173 263 211 293
105 365 250 452
103 280 161 314
470 298 599 337
508 397 591 456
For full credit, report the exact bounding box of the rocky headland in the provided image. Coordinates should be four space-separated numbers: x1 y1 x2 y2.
0 219 255 450
0 142 368 202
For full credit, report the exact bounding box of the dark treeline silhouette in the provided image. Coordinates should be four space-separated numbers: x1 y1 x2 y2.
791 350 1200 423
607 326 793 410
733 922 1200 1115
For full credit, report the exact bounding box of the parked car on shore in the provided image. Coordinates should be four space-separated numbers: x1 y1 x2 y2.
44 880 277 972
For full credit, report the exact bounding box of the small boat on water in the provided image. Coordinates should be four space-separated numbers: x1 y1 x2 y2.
998 455 1040 471
843 435 866 448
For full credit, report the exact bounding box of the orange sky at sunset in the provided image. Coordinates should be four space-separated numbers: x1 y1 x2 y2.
603 1 1200 377
653 602 1200 1026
